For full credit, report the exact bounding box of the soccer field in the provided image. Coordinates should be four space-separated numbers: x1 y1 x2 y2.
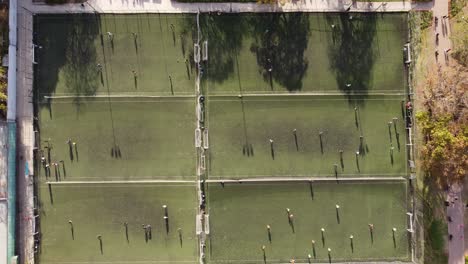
33 12 412 264
201 13 407 95
207 94 407 179
38 182 198 264
35 14 197 98
206 181 409 263
38 97 196 180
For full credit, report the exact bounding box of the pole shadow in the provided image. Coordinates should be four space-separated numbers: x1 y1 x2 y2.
178 229 183 247
270 142 275 160
97 236 103 254
339 150 344 170
319 132 324 154
74 144 79 162
309 181 314 200
336 208 340 224
48 183 53 204
293 129 299 151
124 223 129 243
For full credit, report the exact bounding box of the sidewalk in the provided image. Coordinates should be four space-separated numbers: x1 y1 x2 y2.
432 0 452 66
430 0 464 263
447 184 465 264
16 2 36 264
0 123 7 264
21 0 433 14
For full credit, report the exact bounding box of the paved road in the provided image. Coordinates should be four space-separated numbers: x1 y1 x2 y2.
447 184 465 264
464 177 468 258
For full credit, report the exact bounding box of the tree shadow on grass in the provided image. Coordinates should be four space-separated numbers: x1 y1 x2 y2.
63 14 101 112
34 15 70 116
35 14 101 113
419 172 449 264
199 14 249 84
326 13 377 105
250 13 310 92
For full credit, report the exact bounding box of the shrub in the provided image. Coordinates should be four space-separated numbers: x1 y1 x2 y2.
420 11 433 30
450 0 467 17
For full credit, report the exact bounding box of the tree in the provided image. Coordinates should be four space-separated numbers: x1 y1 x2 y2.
416 66 468 187
0 67 6 119
0 6 7 119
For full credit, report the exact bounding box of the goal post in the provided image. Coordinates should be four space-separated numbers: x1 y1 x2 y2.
202 40 208 61
196 214 202 235
203 129 209 149
204 214 210 235
200 154 206 170
194 44 200 63
195 128 201 148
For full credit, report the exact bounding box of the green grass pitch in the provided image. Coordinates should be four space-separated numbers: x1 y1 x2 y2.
38 97 196 180
206 181 409 263
38 182 198 264
33 12 411 264
201 13 407 95
207 94 407 178
35 14 197 98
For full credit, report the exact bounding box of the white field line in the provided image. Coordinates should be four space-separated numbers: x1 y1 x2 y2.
210 98 406 102
43 94 196 99
40 175 197 180
205 176 407 183
42 93 406 99
46 180 197 185
209 173 406 178
41 261 198 264
209 258 410 264
208 91 407 97
45 100 193 104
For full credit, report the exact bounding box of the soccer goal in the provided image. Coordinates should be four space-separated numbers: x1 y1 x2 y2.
202 40 208 61
204 214 210 235
195 128 201 148
203 129 209 149
194 44 200 63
